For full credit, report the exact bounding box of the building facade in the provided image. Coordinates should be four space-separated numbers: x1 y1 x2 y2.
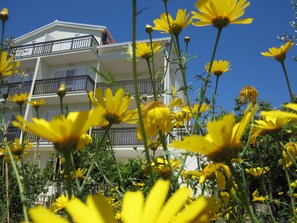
2 20 184 168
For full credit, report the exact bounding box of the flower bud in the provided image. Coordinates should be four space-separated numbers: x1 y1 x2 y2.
0 8 8 22
57 83 66 98
184 36 191 44
145 24 153 34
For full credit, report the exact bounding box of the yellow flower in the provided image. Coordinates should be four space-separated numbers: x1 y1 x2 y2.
77 133 92 150
252 189 268 203
71 168 87 180
136 101 173 140
121 179 212 223
148 137 161 151
12 107 105 152
190 103 211 115
261 41 294 62
128 42 163 59
239 86 258 104
170 103 258 162
89 88 136 127
5 138 33 161
28 99 46 109
220 191 230 204
9 92 30 106
205 60 231 77
172 109 191 128
150 157 181 175
0 51 20 78
153 9 192 35
260 103 297 120
280 142 297 168
50 194 75 213
187 163 231 190
251 114 291 145
245 167 270 177
192 0 253 29
29 194 116 223
57 83 66 97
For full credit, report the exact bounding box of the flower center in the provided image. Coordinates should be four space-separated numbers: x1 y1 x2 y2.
170 23 182 35
214 71 223 77
105 112 121 125
212 16 230 29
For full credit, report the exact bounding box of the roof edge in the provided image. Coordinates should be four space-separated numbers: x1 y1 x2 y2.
14 20 109 43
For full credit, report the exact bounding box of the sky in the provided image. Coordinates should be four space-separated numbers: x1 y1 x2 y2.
1 0 296 112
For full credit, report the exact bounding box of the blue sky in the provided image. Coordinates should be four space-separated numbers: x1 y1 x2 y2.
2 0 296 112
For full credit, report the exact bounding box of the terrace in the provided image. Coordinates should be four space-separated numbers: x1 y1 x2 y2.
10 35 99 58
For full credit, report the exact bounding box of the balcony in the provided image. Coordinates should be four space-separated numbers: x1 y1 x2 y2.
33 75 95 95
10 35 99 59
6 127 21 141
0 81 32 98
96 79 164 95
92 127 188 146
8 126 188 146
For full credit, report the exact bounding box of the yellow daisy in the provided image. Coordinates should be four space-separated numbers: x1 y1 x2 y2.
121 179 212 223
5 138 33 161
205 60 231 77
77 133 92 150
239 86 258 104
29 194 115 223
192 0 253 29
261 41 294 62
251 114 291 145
0 51 20 78
280 142 297 168
127 42 163 59
150 157 181 175
136 101 173 140
50 194 75 213
71 168 87 180
89 88 136 127
187 163 231 190
245 167 270 177
252 189 268 203
153 9 193 35
9 92 30 106
12 107 105 152
28 99 46 109
170 103 258 162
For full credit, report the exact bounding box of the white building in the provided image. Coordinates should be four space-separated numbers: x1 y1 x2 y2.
2 20 184 168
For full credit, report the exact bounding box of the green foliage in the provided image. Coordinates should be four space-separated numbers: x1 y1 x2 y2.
0 160 47 223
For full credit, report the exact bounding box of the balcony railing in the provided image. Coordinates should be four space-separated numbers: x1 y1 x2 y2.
10 35 99 58
92 127 188 146
96 79 164 95
33 75 95 95
6 127 21 141
0 81 32 98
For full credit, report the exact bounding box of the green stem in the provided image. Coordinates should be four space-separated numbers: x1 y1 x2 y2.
146 58 158 101
280 60 295 102
4 138 29 222
64 151 73 197
1 20 5 49
211 75 220 120
277 140 297 221
107 135 125 192
78 126 110 195
148 33 159 98
59 96 64 116
227 160 259 223
192 27 222 134
132 0 155 185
